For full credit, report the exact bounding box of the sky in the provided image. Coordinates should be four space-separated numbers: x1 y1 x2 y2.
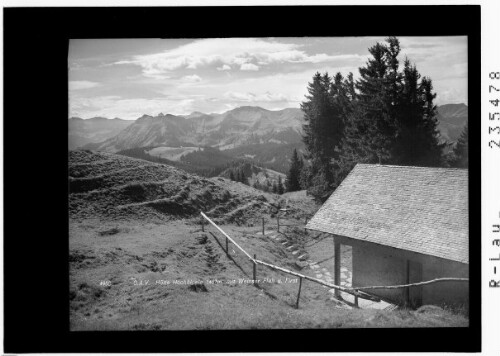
69 36 467 120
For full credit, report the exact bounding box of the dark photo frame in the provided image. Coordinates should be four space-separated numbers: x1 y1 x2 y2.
3 5 481 353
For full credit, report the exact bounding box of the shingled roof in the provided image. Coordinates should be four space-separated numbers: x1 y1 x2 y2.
306 164 469 264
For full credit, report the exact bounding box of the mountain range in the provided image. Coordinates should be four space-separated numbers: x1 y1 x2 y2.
68 116 132 150
83 106 303 152
70 104 468 174
85 106 303 152
435 103 468 144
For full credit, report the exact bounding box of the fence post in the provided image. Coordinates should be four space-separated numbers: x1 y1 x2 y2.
226 236 229 255
405 259 410 306
296 277 303 309
262 218 265 235
334 240 341 298
277 216 280 233
354 290 359 308
253 254 257 286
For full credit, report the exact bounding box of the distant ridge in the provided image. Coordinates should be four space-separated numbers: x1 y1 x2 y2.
436 103 468 144
68 116 133 150
82 106 304 152
73 103 467 151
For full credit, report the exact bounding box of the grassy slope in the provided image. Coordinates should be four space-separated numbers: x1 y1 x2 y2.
69 150 282 223
69 151 468 330
70 220 468 330
219 161 286 191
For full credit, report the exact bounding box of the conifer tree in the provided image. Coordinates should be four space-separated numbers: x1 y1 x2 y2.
307 167 331 201
272 181 278 194
350 40 398 164
450 123 468 168
240 170 247 185
301 72 339 173
299 162 312 190
299 155 304 168
329 72 357 191
419 76 446 166
301 71 346 200
392 60 444 166
286 148 302 192
392 59 423 164
229 170 235 181
339 37 444 172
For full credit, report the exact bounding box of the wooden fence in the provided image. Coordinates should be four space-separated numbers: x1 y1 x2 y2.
202 212 377 308
277 215 310 233
200 211 469 309
200 211 310 235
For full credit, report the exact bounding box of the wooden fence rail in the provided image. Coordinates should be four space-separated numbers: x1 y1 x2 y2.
253 258 370 298
277 216 310 233
199 211 469 309
200 212 254 260
201 211 377 307
199 213 311 235
340 277 469 291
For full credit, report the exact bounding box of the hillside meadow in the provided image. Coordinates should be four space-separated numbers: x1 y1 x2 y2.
69 150 468 330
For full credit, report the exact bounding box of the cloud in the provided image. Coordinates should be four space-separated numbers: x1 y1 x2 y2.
224 92 254 101
69 37 467 117
224 91 289 102
182 74 202 82
217 64 231 71
240 63 259 71
68 62 83 72
433 78 468 106
69 80 101 90
113 38 358 78
69 94 198 120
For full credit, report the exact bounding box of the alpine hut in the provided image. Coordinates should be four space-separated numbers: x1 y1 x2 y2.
305 164 469 307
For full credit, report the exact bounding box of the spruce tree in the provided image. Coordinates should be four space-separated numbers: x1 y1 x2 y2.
351 40 398 164
272 181 278 194
393 60 444 166
301 71 346 200
419 76 446 166
241 170 247 185
339 37 444 173
307 167 331 201
299 161 311 189
330 72 357 191
451 123 468 168
301 73 337 172
229 170 235 181
286 148 302 192
392 59 423 164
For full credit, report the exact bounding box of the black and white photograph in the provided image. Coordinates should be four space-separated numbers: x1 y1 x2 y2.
68 35 470 330
4 3 493 354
